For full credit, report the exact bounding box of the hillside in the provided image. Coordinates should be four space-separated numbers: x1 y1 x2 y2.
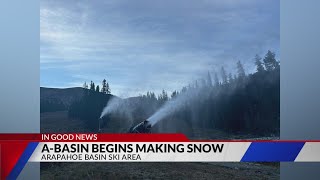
40 87 85 106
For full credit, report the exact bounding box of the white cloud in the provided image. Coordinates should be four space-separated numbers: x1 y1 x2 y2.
40 0 279 97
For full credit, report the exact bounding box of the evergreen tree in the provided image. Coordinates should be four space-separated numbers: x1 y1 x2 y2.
263 50 279 71
101 79 107 94
228 73 233 84
162 90 168 101
83 82 88 89
90 81 95 91
254 54 265 72
106 83 111 94
221 66 228 84
96 85 100 92
214 72 219 87
237 61 246 80
150 92 156 100
158 90 168 101
171 90 178 98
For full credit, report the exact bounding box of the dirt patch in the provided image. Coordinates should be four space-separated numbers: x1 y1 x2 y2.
41 162 279 180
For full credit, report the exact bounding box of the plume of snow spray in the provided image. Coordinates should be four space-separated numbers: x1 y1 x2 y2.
147 86 209 126
100 97 135 119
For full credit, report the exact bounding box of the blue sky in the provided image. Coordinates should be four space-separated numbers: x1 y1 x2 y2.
40 0 279 97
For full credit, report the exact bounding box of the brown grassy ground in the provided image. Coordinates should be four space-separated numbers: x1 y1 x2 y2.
41 162 279 180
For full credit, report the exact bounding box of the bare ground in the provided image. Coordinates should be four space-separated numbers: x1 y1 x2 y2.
41 162 279 180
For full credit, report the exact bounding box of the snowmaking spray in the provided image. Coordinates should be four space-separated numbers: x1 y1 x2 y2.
100 86 206 133
146 87 205 126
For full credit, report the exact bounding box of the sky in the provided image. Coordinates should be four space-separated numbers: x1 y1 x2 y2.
40 0 279 97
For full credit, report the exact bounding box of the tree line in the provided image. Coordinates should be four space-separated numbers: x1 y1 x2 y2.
129 50 280 135
83 79 111 94
140 50 278 101
68 50 280 135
